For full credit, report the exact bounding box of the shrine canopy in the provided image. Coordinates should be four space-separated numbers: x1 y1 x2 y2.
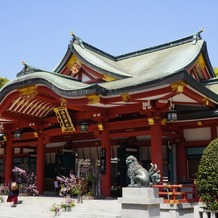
0 30 218 143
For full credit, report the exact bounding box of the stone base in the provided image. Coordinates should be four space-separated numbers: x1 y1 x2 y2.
118 187 163 218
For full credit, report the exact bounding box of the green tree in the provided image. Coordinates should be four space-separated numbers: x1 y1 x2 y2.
214 67 218 77
196 138 218 211
0 77 9 88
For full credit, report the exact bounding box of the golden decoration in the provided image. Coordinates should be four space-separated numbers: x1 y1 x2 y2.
121 93 131 102
103 75 116 82
33 132 38 137
170 81 187 93
66 54 81 68
18 86 38 100
98 123 104 131
202 97 210 106
60 98 67 107
148 118 155 125
86 94 100 104
161 118 167 125
198 54 206 68
197 121 202 126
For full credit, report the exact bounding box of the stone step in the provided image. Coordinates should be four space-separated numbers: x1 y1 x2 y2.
0 196 121 218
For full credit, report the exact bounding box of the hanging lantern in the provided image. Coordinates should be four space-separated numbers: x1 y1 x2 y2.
14 129 22 139
167 110 178 122
80 122 88 133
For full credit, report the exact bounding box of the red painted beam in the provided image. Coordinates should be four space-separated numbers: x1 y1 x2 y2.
0 91 20 113
109 130 151 138
183 86 216 108
106 118 150 130
104 86 172 104
2 110 42 123
82 64 105 79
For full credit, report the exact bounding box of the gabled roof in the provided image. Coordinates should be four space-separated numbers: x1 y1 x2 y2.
54 30 215 86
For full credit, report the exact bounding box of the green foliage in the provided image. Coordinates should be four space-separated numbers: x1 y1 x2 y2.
214 67 218 77
0 77 9 88
197 138 218 211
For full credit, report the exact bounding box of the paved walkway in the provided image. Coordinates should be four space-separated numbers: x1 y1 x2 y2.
0 195 121 218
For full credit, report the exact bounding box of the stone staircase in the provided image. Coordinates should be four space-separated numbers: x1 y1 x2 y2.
0 196 121 218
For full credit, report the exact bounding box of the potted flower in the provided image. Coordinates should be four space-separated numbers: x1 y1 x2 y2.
60 196 75 211
72 183 83 203
196 138 218 215
50 203 60 216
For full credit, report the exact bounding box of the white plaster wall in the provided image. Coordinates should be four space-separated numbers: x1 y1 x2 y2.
184 127 211 141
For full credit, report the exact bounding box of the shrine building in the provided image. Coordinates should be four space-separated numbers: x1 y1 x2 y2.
0 30 218 197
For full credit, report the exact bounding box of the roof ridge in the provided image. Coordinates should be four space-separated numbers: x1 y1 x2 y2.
71 29 204 62
117 32 203 60
71 35 116 60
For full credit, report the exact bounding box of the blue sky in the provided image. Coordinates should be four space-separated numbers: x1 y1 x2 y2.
0 1 217 80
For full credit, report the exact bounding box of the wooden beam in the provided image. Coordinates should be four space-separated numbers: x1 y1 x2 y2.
12 140 37 147
183 86 216 108
106 118 150 130
104 86 172 105
110 130 151 138
185 140 210 147
2 111 43 123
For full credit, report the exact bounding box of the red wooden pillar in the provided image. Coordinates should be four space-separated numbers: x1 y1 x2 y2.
150 121 163 177
36 136 45 194
176 140 187 182
4 138 14 185
211 125 217 139
100 128 111 197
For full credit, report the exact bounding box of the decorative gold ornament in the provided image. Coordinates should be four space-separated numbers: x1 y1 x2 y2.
18 86 38 100
98 123 104 131
161 118 167 125
33 132 38 137
171 81 187 93
86 94 100 104
103 75 116 82
121 93 131 102
202 97 210 106
60 98 67 107
148 118 155 125
198 121 202 126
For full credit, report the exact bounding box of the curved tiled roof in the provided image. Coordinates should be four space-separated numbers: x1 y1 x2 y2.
3 71 90 91
73 36 203 81
73 43 131 78
69 33 214 90
70 37 207 92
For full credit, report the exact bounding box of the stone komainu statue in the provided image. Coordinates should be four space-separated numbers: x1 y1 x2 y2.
126 155 161 187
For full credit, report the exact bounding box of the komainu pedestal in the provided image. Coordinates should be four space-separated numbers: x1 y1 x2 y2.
118 187 163 218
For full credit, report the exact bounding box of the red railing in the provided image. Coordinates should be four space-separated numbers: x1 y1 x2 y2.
153 184 199 204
